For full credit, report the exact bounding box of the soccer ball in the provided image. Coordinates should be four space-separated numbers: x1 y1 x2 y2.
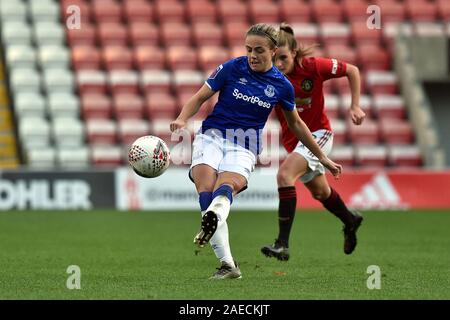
128 135 171 178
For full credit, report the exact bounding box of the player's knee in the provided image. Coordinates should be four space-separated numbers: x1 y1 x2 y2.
277 169 294 187
311 189 329 201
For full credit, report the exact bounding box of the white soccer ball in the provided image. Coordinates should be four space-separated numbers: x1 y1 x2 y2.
128 135 171 178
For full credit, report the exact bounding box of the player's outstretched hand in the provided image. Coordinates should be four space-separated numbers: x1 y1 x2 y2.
320 156 342 179
350 106 366 125
170 118 186 132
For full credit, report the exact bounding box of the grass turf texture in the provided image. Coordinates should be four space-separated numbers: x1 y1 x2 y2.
0 210 449 299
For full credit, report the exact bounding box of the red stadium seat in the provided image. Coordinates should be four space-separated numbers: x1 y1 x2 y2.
173 70 204 95
356 44 390 71
329 145 355 167
66 23 97 47
348 119 380 144
71 45 101 70
325 44 357 65
373 94 406 120
61 0 91 24
192 22 224 47
160 22 192 47
248 0 280 24
166 46 198 71
320 23 351 46
76 70 108 94
133 46 166 70
186 0 218 23
123 0 154 23
117 119 150 145
366 71 398 95
311 0 344 23
329 118 347 145
198 46 230 72
128 23 159 47
374 0 406 23
113 93 145 119
223 22 251 47
90 145 123 166
108 70 139 94
355 145 388 167
218 0 249 23
340 94 373 119
229 45 246 59
406 0 438 22
291 23 320 45
351 21 382 46
324 94 340 119
380 119 414 145
102 46 133 71
342 0 370 23
388 145 423 167
81 93 113 120
279 0 312 24
154 0 186 23
150 118 174 145
437 0 450 21
97 22 128 46
145 92 177 120
91 0 123 23
140 70 172 94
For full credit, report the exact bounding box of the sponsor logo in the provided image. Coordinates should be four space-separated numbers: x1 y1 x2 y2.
233 88 271 109
331 58 338 75
238 77 248 85
209 64 223 79
264 85 275 97
295 97 312 112
300 79 313 92
349 173 407 209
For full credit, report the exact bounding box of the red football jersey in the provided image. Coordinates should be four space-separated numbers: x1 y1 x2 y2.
274 57 347 152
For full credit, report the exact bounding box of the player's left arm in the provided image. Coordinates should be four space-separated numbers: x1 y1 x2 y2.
345 63 366 125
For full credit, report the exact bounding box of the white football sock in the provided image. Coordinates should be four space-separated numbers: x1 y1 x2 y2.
210 221 234 265
205 195 231 227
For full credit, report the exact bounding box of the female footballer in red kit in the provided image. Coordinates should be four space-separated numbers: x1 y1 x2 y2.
261 23 366 261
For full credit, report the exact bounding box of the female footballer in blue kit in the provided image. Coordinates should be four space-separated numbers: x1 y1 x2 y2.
169 23 342 280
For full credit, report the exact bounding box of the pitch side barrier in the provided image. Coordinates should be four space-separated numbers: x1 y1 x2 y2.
2 168 450 211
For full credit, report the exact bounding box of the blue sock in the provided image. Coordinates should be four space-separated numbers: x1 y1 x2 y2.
212 185 233 204
199 192 213 212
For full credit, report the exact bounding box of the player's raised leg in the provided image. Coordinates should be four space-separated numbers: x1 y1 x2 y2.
305 175 363 254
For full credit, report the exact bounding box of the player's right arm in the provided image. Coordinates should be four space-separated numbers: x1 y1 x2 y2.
170 84 215 132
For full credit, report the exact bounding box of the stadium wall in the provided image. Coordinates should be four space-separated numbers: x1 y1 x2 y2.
1 168 450 211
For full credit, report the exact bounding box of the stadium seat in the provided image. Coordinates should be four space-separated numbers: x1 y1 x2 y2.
217 0 249 23
18 117 51 149
406 0 438 22
340 94 373 119
356 44 390 71
320 23 351 46
223 22 251 47
160 22 192 47
248 0 280 24
192 22 224 47
34 21 65 45
76 70 108 94
279 0 312 23
329 145 355 167
97 22 128 47
380 119 414 145
166 46 198 70
291 23 320 45
123 0 154 23
47 92 81 119
150 118 174 145
198 46 230 72
86 118 117 145
133 46 166 70
373 94 406 120
90 145 123 166
324 94 340 119
28 0 60 22
81 93 113 119
355 145 388 167
366 71 398 95
145 92 177 120
91 0 123 23
311 0 344 23
57 146 90 168
140 70 172 94
71 45 102 70
10 68 41 93
437 0 450 21
113 93 145 119
154 0 186 23
102 46 133 71
351 21 382 46
38 45 70 69
325 44 357 66
342 0 369 23
332 75 366 96
66 23 97 47
0 1 27 22
329 118 347 145
61 0 91 24
388 145 423 167
42 68 75 93
414 22 446 37
1 21 32 45
52 118 85 147
173 70 204 94
186 0 218 23
348 119 380 144
374 0 406 23
229 45 246 59
14 92 47 118
25 147 56 168
5 45 36 69
108 70 139 94
117 118 150 145
128 23 159 47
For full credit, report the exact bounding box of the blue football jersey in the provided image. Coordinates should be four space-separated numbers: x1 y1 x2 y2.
202 56 295 155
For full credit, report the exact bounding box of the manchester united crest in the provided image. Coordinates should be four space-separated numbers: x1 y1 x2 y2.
301 78 313 93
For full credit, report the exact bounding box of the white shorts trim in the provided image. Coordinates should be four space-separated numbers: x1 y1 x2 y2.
190 132 256 182
292 129 334 183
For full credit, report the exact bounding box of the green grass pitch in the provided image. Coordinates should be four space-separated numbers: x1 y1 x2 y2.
0 209 449 299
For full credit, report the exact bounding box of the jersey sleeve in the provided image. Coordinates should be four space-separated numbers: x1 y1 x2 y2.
278 80 296 111
314 57 347 80
205 59 233 92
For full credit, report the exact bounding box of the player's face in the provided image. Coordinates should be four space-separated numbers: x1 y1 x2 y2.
245 35 275 73
274 46 296 75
